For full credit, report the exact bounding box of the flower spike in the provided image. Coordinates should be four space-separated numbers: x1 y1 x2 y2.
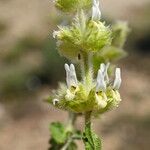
113 68 122 90
92 0 101 21
64 63 78 88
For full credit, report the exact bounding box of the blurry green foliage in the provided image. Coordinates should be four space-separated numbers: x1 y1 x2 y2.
4 36 43 62
49 122 79 150
50 122 67 144
0 35 66 99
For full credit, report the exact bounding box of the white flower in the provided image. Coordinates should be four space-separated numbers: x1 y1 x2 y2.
100 63 110 83
100 63 105 73
92 0 101 21
113 68 122 90
96 68 106 92
52 99 59 105
64 64 78 88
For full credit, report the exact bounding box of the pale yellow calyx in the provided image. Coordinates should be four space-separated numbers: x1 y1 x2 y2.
65 89 75 100
112 90 122 102
65 85 79 101
95 92 107 109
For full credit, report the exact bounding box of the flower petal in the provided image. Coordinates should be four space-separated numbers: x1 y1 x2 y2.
113 68 122 90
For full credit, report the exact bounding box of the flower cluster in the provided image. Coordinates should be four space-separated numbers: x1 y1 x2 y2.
53 0 112 62
49 63 121 115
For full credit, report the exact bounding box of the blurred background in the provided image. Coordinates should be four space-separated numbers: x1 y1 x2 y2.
0 0 150 150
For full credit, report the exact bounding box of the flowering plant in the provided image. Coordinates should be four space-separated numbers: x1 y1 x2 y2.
47 0 129 149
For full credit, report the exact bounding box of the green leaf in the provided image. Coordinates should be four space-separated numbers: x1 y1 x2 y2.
83 122 101 150
100 46 127 61
50 122 67 144
112 21 130 48
49 138 63 150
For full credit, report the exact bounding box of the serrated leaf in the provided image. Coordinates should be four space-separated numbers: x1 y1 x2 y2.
50 122 67 144
83 122 101 150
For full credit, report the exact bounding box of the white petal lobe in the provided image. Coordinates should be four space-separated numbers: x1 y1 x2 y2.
64 64 78 88
96 69 106 92
113 68 122 90
92 0 101 20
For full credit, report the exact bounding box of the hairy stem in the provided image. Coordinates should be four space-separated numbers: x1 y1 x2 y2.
80 52 93 88
85 111 92 125
61 137 73 150
66 112 77 132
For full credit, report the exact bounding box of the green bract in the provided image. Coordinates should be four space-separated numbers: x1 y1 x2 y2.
54 11 112 61
48 83 121 115
55 0 92 12
112 21 130 48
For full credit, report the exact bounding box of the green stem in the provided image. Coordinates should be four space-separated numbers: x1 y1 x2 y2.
85 111 92 125
83 111 92 149
66 112 77 133
61 137 73 150
80 52 93 88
